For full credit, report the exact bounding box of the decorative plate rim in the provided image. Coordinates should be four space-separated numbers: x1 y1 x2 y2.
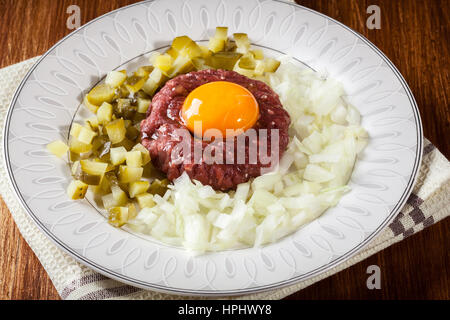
3 0 423 296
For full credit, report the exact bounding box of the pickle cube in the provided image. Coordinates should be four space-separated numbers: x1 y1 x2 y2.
80 159 108 176
76 126 97 144
67 180 88 200
238 54 257 70
215 26 228 40
83 95 100 114
251 49 264 60
105 119 126 144
233 33 251 54
135 66 154 78
110 146 127 165
142 68 167 96
87 84 116 106
169 36 203 59
70 123 83 138
108 206 129 227
136 97 151 114
124 75 146 93
118 165 143 183
131 143 151 165
169 55 195 77
105 71 127 88
72 163 102 185
154 54 173 75
126 151 143 167
136 192 156 208
85 117 99 131
97 102 113 124
69 136 92 154
148 178 170 197
208 37 226 53
264 58 281 73
129 180 150 198
46 140 69 158
206 52 242 70
111 185 128 206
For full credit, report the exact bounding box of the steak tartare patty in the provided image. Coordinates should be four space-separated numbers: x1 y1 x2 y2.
140 69 291 191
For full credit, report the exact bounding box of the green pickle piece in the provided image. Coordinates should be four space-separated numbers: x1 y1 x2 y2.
206 52 243 70
148 178 170 197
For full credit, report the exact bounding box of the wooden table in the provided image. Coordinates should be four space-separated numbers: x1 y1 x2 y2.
0 0 448 300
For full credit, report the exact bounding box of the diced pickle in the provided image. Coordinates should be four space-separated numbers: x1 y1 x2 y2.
264 58 281 73
108 206 129 227
233 33 251 54
169 36 203 59
113 138 135 151
148 178 170 197
118 165 143 183
142 68 167 96
233 64 255 78
224 40 237 52
126 126 140 141
70 123 83 138
80 159 108 176
46 140 69 158
97 102 113 124
206 52 242 70
114 99 136 120
77 126 97 144
254 60 266 76
208 27 228 53
135 66 154 78
69 136 92 154
83 95 100 114
129 180 150 198
132 143 151 165
85 117 99 131
110 146 127 165
136 97 151 114
126 151 143 167
111 185 128 206
115 85 131 99
124 75 146 93
208 37 226 53
127 203 138 220
169 55 195 77
238 54 257 70
192 58 209 71
215 27 228 40
132 113 145 126
198 45 212 58
134 90 151 99
102 193 116 209
154 54 173 75
136 192 156 208
105 71 127 88
67 180 88 200
72 161 102 185
105 119 126 144
251 49 264 60
87 84 116 105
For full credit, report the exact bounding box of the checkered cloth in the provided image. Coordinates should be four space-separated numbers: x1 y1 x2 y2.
0 57 449 300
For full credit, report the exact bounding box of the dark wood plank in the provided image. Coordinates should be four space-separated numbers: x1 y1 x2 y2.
0 0 448 300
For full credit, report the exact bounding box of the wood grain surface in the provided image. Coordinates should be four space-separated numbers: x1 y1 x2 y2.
0 0 448 300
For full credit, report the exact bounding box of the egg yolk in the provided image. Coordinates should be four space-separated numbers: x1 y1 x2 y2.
181 81 259 139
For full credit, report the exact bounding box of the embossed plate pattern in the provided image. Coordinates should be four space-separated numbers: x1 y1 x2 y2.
3 0 422 295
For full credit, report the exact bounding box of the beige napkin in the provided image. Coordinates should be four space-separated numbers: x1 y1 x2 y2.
0 57 449 300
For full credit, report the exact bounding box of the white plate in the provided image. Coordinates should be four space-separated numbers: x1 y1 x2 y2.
3 0 422 296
